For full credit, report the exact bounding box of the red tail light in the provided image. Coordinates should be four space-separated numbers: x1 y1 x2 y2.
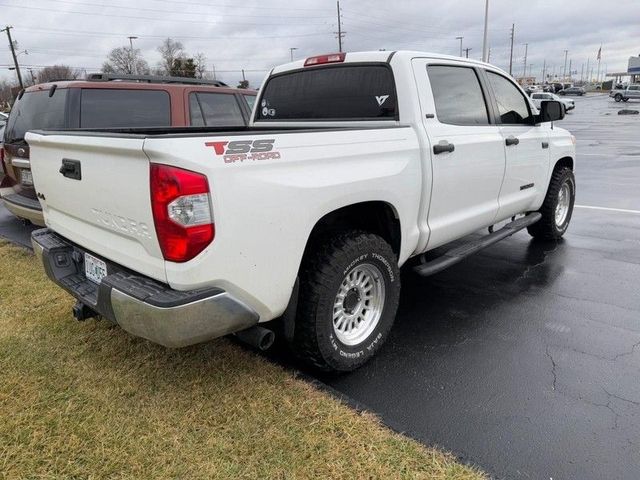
150 164 214 263
304 52 346 67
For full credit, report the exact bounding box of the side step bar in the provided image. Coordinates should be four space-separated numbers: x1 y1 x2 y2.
413 213 542 277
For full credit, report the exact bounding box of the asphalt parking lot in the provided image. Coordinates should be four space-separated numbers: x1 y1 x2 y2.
1 93 638 480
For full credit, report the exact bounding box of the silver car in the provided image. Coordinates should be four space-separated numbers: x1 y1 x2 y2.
531 92 575 112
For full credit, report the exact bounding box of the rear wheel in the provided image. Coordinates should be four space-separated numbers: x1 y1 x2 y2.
528 167 576 240
614 94 623 102
291 231 400 372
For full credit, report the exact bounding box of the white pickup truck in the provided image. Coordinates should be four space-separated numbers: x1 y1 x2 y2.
27 51 576 371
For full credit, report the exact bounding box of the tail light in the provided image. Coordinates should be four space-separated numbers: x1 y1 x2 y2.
150 164 214 263
304 52 346 67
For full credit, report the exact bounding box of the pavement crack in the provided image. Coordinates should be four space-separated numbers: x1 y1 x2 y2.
603 387 640 407
545 346 558 391
611 340 640 362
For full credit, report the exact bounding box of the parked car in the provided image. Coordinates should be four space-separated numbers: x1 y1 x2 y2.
558 86 585 96
1 74 257 226
28 51 574 372
610 84 640 102
531 92 575 112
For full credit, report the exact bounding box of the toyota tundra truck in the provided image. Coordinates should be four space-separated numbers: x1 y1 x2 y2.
27 51 576 372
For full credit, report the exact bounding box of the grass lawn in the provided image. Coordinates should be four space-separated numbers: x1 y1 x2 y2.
0 240 485 479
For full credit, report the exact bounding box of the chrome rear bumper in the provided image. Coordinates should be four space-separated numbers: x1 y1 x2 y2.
32 229 258 348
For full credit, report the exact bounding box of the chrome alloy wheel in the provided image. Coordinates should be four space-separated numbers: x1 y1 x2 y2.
332 263 386 346
555 181 571 227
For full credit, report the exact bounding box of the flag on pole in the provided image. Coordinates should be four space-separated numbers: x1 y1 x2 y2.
597 46 602 61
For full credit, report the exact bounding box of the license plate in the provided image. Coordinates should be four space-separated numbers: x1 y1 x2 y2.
20 169 33 186
85 253 107 284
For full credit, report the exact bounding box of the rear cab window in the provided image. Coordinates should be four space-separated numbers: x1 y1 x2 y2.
256 64 397 121
79 89 171 128
4 88 68 143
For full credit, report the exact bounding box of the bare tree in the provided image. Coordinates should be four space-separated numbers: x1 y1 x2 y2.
102 47 150 75
157 38 184 75
36 65 82 83
194 52 207 79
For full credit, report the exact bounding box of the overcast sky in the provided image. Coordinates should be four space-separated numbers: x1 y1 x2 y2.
1 0 639 87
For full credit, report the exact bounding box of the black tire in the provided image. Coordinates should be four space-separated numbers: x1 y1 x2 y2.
615 94 622 102
291 231 400 372
527 167 576 240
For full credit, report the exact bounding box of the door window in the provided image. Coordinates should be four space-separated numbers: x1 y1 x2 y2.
486 71 534 125
426 65 489 125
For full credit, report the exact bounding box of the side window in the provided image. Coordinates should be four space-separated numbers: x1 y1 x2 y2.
243 94 256 111
189 93 204 126
189 93 245 127
427 65 489 125
486 71 533 125
80 89 170 128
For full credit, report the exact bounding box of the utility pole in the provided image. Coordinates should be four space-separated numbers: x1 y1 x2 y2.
580 63 584 83
456 36 464 57
464 47 472 58
1 26 23 89
522 43 528 78
481 0 489 62
335 1 345 53
542 59 546 83
563 49 568 79
487 47 491 63
508 24 515 75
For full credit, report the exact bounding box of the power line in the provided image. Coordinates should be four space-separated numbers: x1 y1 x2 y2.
0 2 330 26
41 0 333 19
16 26 331 41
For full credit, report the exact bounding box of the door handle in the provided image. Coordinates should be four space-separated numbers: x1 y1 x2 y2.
505 136 520 146
433 142 455 155
59 159 82 180
542 141 549 149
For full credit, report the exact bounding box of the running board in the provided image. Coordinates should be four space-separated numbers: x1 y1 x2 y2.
413 213 542 277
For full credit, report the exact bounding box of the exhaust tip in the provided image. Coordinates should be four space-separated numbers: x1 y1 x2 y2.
234 325 275 351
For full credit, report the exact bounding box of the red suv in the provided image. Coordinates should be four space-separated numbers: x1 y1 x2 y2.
1 73 257 225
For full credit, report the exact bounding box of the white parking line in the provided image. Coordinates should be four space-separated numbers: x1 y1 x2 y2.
575 205 640 215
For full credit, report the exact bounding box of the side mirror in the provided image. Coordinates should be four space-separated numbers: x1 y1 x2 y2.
539 100 565 122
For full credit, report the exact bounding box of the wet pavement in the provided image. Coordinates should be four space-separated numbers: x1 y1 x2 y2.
309 94 640 480
2 94 639 479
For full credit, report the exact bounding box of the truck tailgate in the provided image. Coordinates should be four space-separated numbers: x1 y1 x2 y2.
26 132 166 282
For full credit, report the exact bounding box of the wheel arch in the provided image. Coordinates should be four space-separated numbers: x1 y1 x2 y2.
303 201 402 258
554 156 574 172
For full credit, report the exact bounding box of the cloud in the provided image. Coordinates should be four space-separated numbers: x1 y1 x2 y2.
2 0 638 87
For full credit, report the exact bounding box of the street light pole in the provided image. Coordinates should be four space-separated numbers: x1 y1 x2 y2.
289 47 298 62
481 0 489 62
456 36 463 57
127 36 138 51
563 49 568 79
522 43 528 78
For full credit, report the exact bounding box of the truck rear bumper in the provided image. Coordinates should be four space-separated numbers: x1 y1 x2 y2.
31 228 258 348
3 194 46 226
